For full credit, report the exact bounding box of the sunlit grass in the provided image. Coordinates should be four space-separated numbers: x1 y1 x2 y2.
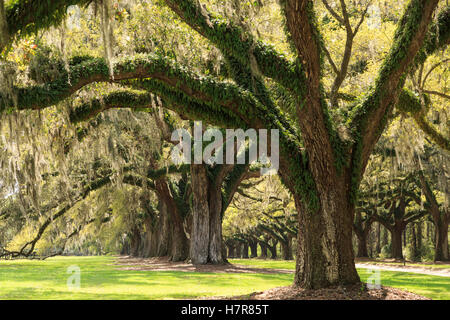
0 256 292 300
357 268 450 300
231 259 296 270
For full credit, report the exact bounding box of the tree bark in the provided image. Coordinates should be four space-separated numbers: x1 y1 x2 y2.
281 236 294 260
156 201 171 257
417 222 422 250
249 240 258 258
376 222 381 255
227 244 236 258
242 243 249 259
268 240 277 259
155 179 189 261
259 241 267 259
434 215 449 261
235 243 242 258
208 188 224 263
190 164 210 264
190 164 225 264
292 190 360 289
391 225 404 260
356 234 369 258
129 226 141 257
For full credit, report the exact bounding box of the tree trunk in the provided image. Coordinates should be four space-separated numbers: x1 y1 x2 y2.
142 216 154 258
411 224 419 261
268 240 277 259
190 165 210 264
259 241 267 259
227 244 235 258
417 222 422 250
208 188 224 263
221 241 228 261
292 191 360 289
170 221 189 261
235 243 242 258
156 201 171 257
376 222 381 255
155 179 189 262
382 225 388 247
434 215 449 261
190 164 225 264
391 226 404 260
249 240 258 258
121 240 129 255
130 227 141 257
281 237 294 260
242 243 249 259
356 233 369 258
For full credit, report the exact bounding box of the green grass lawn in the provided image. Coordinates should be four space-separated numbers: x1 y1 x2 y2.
231 259 450 300
0 256 292 300
0 256 448 300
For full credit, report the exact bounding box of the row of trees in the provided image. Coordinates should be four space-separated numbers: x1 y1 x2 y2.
0 0 448 289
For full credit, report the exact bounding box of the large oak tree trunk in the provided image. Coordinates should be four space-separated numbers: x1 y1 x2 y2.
190 165 210 264
242 243 249 259
208 188 224 263
156 201 171 257
281 237 294 260
130 226 141 257
376 222 381 255
190 164 225 264
235 243 242 258
249 240 258 258
391 225 404 260
155 179 189 262
356 233 369 258
170 221 189 261
259 241 268 259
435 216 449 261
268 240 277 259
227 244 236 258
293 190 360 289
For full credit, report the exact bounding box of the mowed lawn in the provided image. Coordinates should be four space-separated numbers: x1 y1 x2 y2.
0 256 292 299
231 259 450 300
0 256 448 300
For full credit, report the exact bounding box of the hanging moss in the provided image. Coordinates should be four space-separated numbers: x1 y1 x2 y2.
3 0 92 51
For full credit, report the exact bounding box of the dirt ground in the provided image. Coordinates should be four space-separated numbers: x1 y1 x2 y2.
114 256 435 300
114 256 292 274
222 284 430 300
116 256 450 277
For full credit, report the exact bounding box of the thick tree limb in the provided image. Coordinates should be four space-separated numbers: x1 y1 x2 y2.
162 0 303 95
349 0 441 199
2 0 91 52
1 54 271 129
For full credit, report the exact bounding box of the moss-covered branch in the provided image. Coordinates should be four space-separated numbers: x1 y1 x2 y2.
163 0 304 96
70 89 153 123
2 0 91 52
0 53 271 129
